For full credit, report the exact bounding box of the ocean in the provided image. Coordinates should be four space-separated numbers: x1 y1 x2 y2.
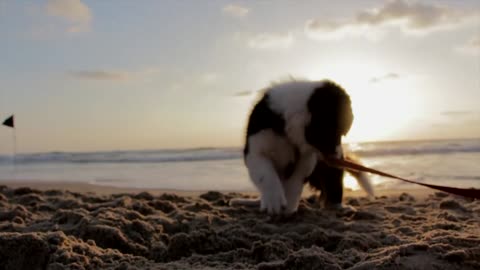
0 138 479 192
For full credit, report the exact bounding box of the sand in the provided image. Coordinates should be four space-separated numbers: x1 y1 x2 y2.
0 182 479 270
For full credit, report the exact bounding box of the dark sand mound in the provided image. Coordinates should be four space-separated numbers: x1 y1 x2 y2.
0 185 479 269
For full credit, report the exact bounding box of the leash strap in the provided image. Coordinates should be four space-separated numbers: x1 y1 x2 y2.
325 157 480 200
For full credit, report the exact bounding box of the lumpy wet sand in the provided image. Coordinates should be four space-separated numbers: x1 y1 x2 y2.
0 184 479 269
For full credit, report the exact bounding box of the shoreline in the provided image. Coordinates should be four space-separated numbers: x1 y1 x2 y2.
0 180 232 196
0 179 436 198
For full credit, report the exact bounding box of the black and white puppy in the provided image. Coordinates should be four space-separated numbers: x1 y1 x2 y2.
234 79 373 214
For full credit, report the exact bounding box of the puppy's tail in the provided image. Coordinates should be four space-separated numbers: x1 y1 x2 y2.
229 198 260 207
344 152 375 198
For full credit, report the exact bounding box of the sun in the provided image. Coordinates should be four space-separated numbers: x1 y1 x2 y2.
347 84 421 143
304 61 423 143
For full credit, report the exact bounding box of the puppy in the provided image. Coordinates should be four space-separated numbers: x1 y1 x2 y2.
232 79 373 214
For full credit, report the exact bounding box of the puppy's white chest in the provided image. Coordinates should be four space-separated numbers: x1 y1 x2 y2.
263 136 297 178
248 130 297 173
285 111 314 154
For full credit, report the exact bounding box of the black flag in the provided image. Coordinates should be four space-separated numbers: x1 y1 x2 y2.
2 115 14 128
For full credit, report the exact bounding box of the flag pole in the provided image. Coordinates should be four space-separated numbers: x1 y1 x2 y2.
12 126 17 178
2 115 16 179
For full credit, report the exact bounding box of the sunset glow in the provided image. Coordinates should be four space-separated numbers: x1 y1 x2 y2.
0 0 479 154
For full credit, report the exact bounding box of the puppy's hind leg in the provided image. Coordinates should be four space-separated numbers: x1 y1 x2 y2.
319 168 344 209
309 161 345 210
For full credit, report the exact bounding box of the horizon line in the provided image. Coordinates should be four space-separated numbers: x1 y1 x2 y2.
1 136 479 156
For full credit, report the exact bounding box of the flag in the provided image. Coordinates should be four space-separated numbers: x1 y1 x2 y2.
2 115 14 128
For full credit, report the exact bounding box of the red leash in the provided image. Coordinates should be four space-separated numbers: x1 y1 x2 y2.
325 157 480 200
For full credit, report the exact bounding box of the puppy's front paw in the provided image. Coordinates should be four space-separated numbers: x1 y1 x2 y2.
260 188 287 215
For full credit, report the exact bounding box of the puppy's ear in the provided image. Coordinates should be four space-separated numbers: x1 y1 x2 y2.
339 93 353 136
308 81 353 136
306 81 353 154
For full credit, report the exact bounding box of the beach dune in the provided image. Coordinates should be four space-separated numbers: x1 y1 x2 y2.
0 183 479 270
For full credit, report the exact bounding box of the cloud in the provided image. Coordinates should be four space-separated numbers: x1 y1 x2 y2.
46 0 92 33
200 72 218 84
370 73 400 83
305 19 370 40
468 36 480 49
441 110 476 117
69 70 130 81
222 4 249 18
355 0 465 31
457 35 480 55
233 90 254 97
305 0 476 40
68 67 163 81
247 32 294 49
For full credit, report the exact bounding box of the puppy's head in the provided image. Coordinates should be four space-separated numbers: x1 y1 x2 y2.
305 81 353 157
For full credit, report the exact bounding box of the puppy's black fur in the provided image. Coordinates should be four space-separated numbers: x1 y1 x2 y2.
307 160 345 207
305 81 353 155
243 95 285 156
305 82 353 207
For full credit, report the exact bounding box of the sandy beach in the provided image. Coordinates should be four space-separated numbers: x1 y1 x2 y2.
0 181 479 270
3 0 480 269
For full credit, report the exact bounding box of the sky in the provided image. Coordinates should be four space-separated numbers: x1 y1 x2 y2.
0 0 479 154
